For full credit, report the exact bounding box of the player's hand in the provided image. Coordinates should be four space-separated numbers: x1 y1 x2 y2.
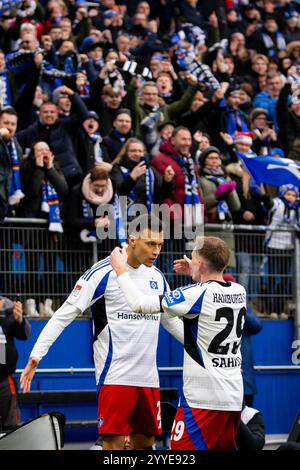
173 255 192 276
20 357 39 393
109 247 128 276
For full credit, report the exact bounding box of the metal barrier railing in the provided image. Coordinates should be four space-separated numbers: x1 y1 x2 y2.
1 219 299 339
204 223 295 313
0 219 94 311
14 365 300 374
204 223 300 340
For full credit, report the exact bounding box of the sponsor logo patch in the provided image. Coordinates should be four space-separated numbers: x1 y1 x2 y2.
164 289 185 307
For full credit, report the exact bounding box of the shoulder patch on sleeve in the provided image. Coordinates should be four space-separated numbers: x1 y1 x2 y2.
164 289 185 307
71 283 83 297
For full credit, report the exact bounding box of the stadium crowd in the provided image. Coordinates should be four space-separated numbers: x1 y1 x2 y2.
1 0 300 318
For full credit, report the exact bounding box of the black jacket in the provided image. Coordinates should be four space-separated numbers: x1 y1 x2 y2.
110 155 173 206
277 83 300 159
0 307 30 381
16 94 88 184
90 77 123 136
16 157 69 218
236 409 265 450
103 129 133 162
74 128 110 175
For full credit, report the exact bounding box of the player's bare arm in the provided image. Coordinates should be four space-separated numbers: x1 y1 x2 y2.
110 247 162 314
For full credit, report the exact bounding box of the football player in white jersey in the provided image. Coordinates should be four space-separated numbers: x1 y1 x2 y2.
110 236 246 450
20 215 184 450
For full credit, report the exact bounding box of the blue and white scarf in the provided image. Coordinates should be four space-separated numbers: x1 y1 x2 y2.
262 32 286 57
0 0 23 15
279 193 300 227
227 110 249 137
0 71 12 107
89 132 103 164
205 175 231 221
113 194 127 247
8 139 25 206
172 154 202 229
92 58 104 71
80 199 97 242
89 131 101 144
81 192 127 246
120 165 155 215
41 180 63 233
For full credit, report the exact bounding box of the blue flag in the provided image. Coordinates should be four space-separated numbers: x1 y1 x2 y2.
239 153 300 186
0 1 23 15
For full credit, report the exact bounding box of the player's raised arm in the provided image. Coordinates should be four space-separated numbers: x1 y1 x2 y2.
110 248 205 317
161 284 207 317
110 247 162 314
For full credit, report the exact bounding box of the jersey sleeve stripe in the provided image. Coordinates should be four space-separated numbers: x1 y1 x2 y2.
85 261 110 281
185 289 207 316
82 259 109 280
92 270 112 300
181 393 208 450
182 283 199 292
96 327 113 395
82 257 110 280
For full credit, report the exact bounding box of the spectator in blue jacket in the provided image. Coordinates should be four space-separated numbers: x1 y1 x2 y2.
252 71 284 130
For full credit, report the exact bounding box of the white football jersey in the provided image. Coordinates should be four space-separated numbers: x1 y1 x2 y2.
162 280 247 411
66 257 170 388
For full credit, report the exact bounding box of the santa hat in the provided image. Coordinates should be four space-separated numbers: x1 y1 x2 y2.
234 132 253 145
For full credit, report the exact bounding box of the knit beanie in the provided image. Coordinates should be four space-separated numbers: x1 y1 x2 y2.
198 146 221 166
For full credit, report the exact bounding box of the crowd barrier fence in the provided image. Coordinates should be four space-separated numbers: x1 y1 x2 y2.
1 219 299 339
